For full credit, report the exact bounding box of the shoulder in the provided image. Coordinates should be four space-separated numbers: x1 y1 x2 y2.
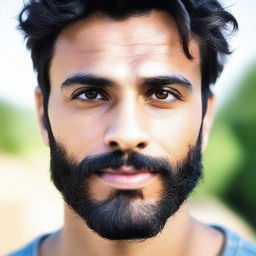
6 234 50 256
211 224 256 256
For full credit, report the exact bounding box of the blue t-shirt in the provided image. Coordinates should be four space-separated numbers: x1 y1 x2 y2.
6 225 256 256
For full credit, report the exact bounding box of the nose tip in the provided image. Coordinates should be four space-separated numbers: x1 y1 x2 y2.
104 101 150 153
104 129 150 153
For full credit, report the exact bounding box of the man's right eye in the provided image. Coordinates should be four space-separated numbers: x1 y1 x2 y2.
71 88 108 102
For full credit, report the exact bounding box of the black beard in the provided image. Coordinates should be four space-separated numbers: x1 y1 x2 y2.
48 132 203 241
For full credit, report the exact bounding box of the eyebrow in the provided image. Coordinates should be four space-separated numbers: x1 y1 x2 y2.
142 75 192 90
61 72 192 90
61 73 113 88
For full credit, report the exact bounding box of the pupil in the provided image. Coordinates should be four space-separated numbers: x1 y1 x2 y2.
85 90 98 99
156 90 168 99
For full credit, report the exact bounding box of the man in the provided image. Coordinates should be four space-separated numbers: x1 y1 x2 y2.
8 0 256 255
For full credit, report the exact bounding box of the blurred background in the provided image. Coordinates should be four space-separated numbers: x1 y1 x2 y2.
0 0 256 254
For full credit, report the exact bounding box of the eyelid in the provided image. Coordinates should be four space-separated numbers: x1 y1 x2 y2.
70 86 109 100
145 87 183 101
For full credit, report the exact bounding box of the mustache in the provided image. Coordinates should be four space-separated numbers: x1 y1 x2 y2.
75 150 173 178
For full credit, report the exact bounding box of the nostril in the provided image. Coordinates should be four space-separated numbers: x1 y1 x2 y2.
109 141 118 147
137 142 146 148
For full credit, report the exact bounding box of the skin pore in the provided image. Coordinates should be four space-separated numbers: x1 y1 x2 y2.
36 10 223 256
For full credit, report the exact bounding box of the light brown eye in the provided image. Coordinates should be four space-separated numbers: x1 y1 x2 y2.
146 87 180 103
154 90 169 99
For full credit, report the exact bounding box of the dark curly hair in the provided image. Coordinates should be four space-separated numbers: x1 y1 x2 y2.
18 0 238 117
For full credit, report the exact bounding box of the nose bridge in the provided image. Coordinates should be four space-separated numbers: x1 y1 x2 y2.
118 93 138 127
104 94 150 152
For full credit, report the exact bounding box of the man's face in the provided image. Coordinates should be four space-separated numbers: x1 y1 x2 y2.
37 10 208 240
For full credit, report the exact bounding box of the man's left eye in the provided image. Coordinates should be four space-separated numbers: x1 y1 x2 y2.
148 88 180 102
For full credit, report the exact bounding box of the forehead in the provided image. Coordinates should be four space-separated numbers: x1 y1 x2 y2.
56 11 180 51
50 10 200 84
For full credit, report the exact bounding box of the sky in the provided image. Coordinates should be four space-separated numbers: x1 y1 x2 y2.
0 0 256 109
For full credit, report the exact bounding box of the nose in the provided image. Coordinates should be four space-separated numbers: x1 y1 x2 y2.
104 103 150 153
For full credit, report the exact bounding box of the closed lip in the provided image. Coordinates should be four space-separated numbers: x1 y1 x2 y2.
96 167 158 189
96 166 159 175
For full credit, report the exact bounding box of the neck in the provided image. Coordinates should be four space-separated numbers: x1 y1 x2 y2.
40 203 224 256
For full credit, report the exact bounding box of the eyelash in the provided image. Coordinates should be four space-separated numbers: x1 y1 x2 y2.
70 87 182 103
71 87 108 102
145 87 182 102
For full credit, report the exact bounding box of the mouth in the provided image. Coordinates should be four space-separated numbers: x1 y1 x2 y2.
96 167 158 190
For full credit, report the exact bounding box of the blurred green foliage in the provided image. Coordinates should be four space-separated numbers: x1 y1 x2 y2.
0 99 42 155
201 62 256 230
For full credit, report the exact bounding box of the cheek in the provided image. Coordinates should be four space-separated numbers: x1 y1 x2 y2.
47 94 109 160
149 98 202 161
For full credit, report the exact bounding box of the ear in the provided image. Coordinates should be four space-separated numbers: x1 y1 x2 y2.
34 87 49 146
201 95 216 152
